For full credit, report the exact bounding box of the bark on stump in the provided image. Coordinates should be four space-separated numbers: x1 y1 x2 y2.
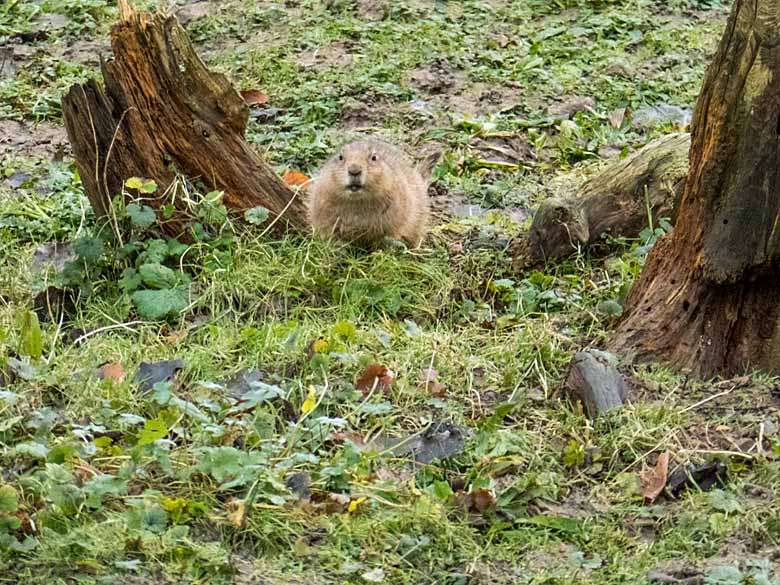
61 1 306 236
610 0 780 377
522 133 689 264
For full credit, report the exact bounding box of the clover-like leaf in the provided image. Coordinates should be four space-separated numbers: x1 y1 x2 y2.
127 203 156 229
131 288 189 320
245 206 270 225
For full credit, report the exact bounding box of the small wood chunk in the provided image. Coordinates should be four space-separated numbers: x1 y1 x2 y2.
564 349 628 418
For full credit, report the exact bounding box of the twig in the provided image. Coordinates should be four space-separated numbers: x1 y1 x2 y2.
678 448 754 460
259 185 305 238
680 385 737 413
72 321 150 345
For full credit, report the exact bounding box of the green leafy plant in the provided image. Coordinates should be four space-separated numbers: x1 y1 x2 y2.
56 177 238 321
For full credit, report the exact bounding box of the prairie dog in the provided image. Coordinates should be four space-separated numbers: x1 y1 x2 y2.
307 140 430 248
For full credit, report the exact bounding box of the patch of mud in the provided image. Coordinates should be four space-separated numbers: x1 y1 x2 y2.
470 133 535 167
339 97 395 130
0 47 16 80
407 58 465 95
32 12 72 31
297 41 354 71
176 0 217 24
357 0 389 20
549 95 596 119
0 120 69 160
53 38 109 66
449 83 522 117
0 43 37 78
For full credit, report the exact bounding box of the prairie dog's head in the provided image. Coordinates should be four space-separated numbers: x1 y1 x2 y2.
320 140 398 199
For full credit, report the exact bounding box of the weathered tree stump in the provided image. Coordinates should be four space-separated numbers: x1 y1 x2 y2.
610 0 780 377
564 349 628 418
521 133 690 264
61 0 307 236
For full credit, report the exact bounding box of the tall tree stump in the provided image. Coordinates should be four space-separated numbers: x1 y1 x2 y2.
611 0 780 377
61 1 307 235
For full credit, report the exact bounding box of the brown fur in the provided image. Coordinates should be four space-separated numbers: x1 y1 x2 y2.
307 140 430 248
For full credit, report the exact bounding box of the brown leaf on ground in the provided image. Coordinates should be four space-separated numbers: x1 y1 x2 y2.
608 107 626 128
282 169 310 187
356 364 393 396
454 488 495 514
99 363 126 383
332 431 368 450
240 89 269 106
227 498 245 527
419 367 446 397
164 330 188 345
640 451 669 503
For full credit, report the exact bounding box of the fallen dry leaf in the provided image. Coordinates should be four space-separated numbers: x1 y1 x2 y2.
240 89 269 106
356 363 393 396
332 431 367 450
419 367 446 397
99 363 126 383
227 498 245 527
282 169 310 187
325 492 351 514
454 488 495 514
164 330 188 345
608 107 626 128
640 451 669 503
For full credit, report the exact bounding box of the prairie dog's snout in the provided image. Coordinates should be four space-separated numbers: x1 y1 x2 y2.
347 164 363 191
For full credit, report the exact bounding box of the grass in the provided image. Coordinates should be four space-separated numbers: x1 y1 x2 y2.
3 0 780 583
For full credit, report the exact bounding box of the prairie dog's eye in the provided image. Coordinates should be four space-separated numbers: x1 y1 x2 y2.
338 153 344 161
371 153 378 162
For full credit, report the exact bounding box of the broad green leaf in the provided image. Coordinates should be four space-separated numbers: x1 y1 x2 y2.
73 235 104 262
17 310 42 360
562 439 585 468
245 206 270 225
432 480 453 501
13 442 49 459
131 288 189 320
332 321 357 341
516 515 582 535
137 418 168 446
141 239 169 264
138 263 178 289
709 489 741 513
126 203 156 229
704 565 743 585
0 485 18 513
403 319 422 337
118 267 142 294
140 180 158 194
0 516 21 531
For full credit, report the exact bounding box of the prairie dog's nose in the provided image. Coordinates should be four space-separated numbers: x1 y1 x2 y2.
348 165 362 177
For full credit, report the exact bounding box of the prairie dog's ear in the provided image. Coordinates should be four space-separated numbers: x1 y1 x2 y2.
417 149 443 182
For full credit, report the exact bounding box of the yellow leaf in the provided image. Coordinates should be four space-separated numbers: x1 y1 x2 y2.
312 338 329 354
301 386 317 415
348 497 366 513
227 499 245 527
292 536 312 556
